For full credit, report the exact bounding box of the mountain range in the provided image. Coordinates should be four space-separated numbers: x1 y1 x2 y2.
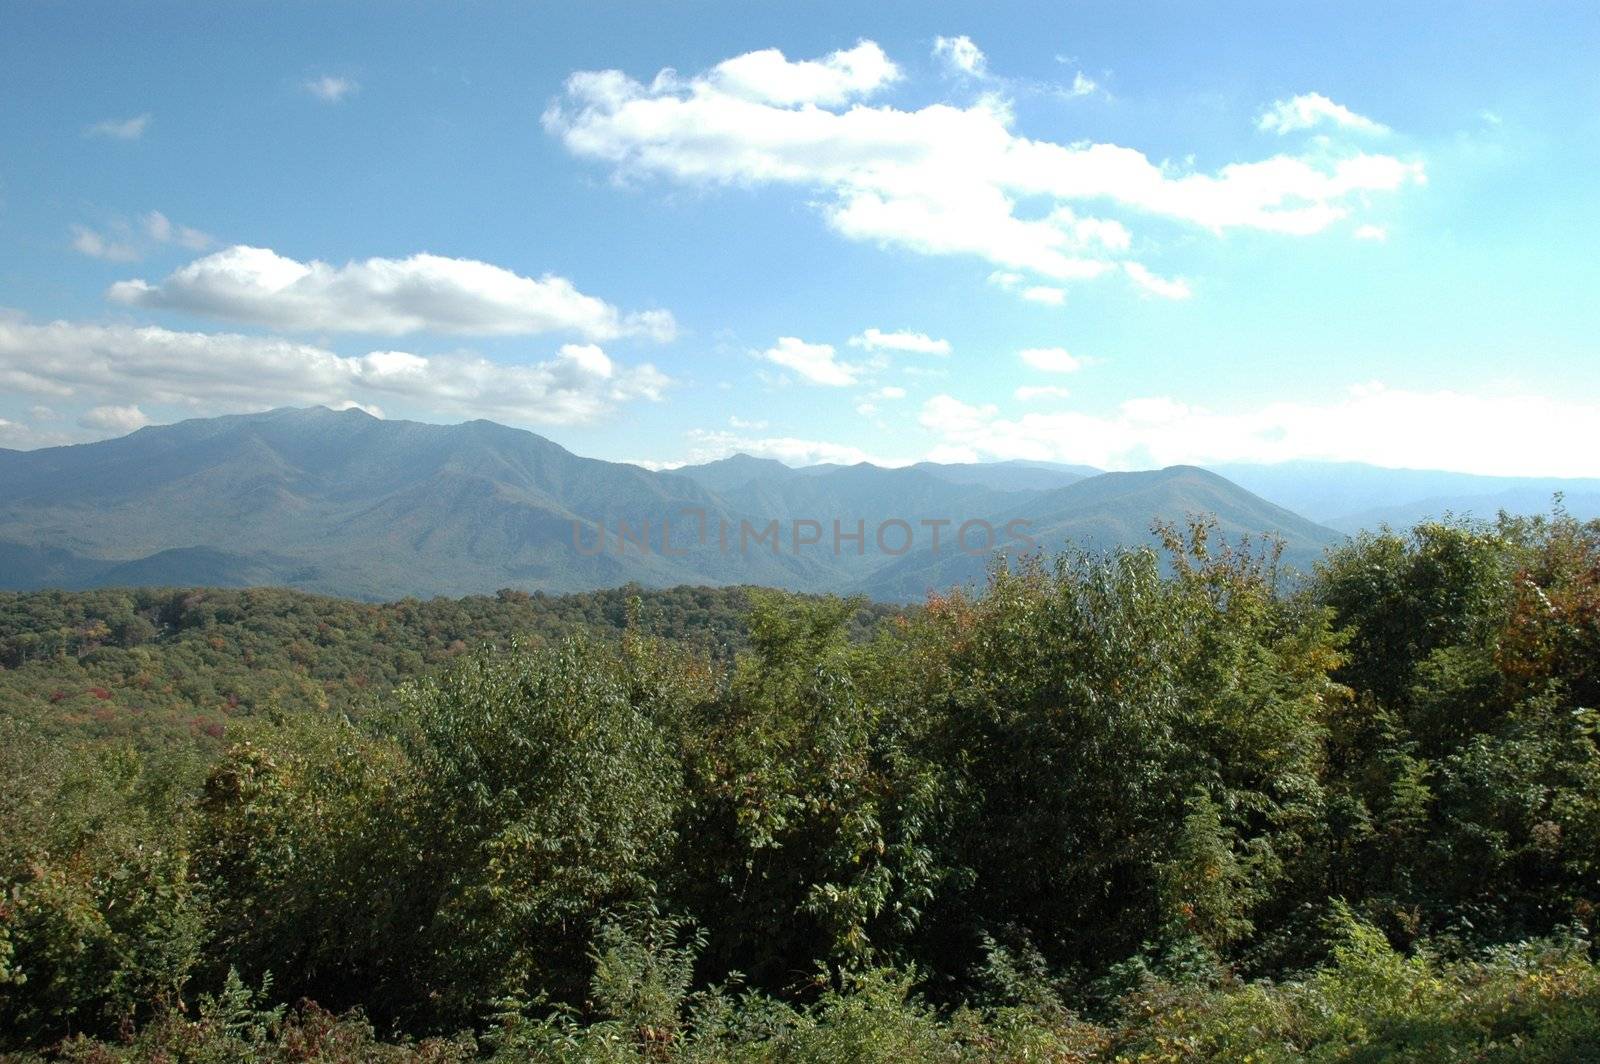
0 406 1585 602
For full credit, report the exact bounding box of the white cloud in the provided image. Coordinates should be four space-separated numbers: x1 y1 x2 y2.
110 245 675 340
1065 71 1100 99
78 404 151 433
759 336 860 386
1019 346 1086 373
1257 92 1389 136
0 319 670 432
1353 223 1388 241
546 42 1422 298
683 427 907 467
932 35 987 78
142 211 213 250
0 415 76 449
70 226 140 262
71 212 213 262
857 384 908 415
86 113 151 140
701 41 899 107
728 416 768 430
990 270 1068 305
1015 385 1072 401
848 327 951 355
1122 261 1192 300
917 385 1600 478
305 75 359 102
1049 55 1107 100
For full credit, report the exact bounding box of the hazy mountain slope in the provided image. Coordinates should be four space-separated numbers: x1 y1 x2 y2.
717 463 1027 525
858 466 1343 602
1210 461 1599 528
0 408 837 598
1 408 1348 601
1321 489 1600 534
912 459 1100 492
674 453 800 493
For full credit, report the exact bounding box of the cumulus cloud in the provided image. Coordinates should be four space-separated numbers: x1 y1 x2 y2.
546 42 1423 298
698 41 899 107
1019 347 1087 373
1353 223 1388 241
86 113 151 140
0 319 670 430
110 245 675 340
758 336 860 386
1258 92 1389 135
932 35 987 78
848 327 951 355
305 75 358 102
917 385 1600 478
78 404 151 433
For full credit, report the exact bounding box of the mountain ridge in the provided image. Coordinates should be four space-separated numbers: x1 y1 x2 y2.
11 406 1563 602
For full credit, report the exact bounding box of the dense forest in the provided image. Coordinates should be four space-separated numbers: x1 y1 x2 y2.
0 584 896 751
3 511 1600 1061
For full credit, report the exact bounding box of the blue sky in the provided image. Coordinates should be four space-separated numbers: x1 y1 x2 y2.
2 1 1597 475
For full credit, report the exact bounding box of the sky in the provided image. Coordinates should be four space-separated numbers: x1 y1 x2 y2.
2 1 1597 476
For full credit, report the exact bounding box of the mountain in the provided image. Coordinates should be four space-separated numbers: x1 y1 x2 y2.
1209 461 1600 531
1 407 1345 601
672 453 799 493
0 407 834 599
912 459 1101 492
858 466 1343 601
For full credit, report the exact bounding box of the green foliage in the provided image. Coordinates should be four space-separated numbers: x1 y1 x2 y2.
1311 513 1600 949
190 636 693 1031
899 524 1337 980
671 592 948 987
0 724 202 1045
6 510 1600 1060
0 584 897 752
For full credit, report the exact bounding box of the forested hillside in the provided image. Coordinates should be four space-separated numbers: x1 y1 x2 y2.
0 584 897 750
4 512 1600 1061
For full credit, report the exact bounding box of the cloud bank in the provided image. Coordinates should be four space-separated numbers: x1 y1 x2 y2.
918 386 1600 478
545 41 1423 299
0 319 670 432
110 245 676 341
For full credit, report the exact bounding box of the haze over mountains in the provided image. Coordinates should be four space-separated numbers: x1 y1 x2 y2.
0 407 1587 602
